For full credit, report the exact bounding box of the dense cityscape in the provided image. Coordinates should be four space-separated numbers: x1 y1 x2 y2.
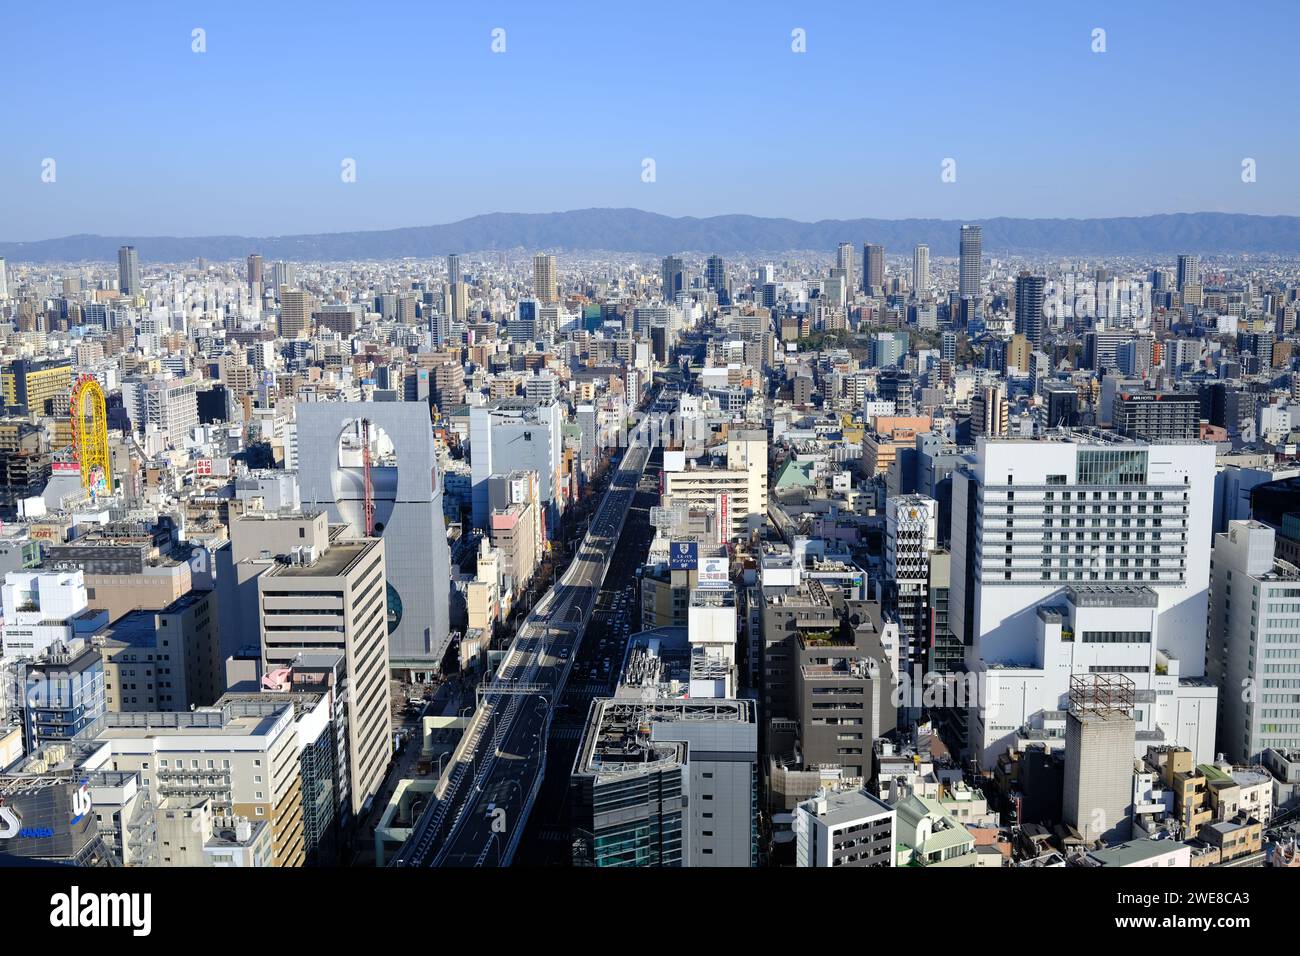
5 3 1297 940
0 232 1296 880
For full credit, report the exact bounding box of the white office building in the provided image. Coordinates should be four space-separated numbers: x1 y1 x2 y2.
949 434 1217 768
1209 520 1300 762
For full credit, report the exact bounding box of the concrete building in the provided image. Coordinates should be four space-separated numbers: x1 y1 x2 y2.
22 638 106 748
156 797 272 867
77 700 307 866
1208 520 1300 762
469 399 563 533
795 787 895 867
570 697 757 867
257 537 392 819
1 568 106 661
296 401 453 675
950 434 1217 768
1063 675 1136 843
99 590 222 714
661 429 767 543
45 534 194 626
885 494 937 672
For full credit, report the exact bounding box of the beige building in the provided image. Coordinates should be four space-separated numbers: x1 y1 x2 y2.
80 700 306 866
467 539 501 631
662 429 767 542
45 536 194 624
279 289 314 338
257 536 392 819
100 590 222 713
155 796 273 867
533 253 558 304
489 499 539 598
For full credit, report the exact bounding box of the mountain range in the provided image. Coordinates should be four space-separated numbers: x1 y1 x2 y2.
4 209 1300 263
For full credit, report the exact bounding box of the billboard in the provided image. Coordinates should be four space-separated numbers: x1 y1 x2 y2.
716 492 730 545
669 541 698 570
698 555 729 589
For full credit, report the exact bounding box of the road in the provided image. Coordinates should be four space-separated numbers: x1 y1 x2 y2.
392 412 660 867
514 446 662 864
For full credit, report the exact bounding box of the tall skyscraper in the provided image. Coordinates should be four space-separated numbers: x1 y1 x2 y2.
912 244 929 296
705 254 727 300
958 224 982 298
0 257 8 301
1014 272 1046 349
447 253 461 286
1176 254 1200 292
661 255 685 301
863 243 884 294
533 253 558 304
271 261 295 295
835 242 856 295
246 253 263 294
258 533 393 818
118 245 141 296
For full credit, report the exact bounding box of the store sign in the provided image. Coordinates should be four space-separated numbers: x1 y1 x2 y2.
669 541 698 570
698 556 730 589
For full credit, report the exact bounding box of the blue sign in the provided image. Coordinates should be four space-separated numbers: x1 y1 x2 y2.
670 541 698 570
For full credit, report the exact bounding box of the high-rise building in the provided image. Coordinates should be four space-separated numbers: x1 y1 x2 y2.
571 697 757 867
863 243 884 294
246 254 263 293
958 225 982 298
1208 520 1300 763
258 536 392 819
949 436 1218 768
532 253 558 304
912 244 929 296
969 383 1008 439
1176 254 1201 292
118 245 141 296
1063 675 1136 843
661 255 685 301
278 289 313 338
271 261 296 295
886 495 938 673
1014 272 1046 350
834 242 855 295
78 700 308 866
1112 391 1200 442
0 257 9 301
446 253 461 287
705 254 728 304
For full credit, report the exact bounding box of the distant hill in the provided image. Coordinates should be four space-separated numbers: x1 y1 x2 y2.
4 209 1300 263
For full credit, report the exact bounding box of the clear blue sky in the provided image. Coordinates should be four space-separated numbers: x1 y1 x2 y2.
3 0 1297 239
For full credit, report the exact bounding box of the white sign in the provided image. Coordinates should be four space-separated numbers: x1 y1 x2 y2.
698 556 729 589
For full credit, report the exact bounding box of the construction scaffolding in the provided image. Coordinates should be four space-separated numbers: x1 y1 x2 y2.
1068 673 1135 718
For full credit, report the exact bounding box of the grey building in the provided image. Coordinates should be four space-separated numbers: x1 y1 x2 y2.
958 224 982 298
570 697 757 867
296 401 453 675
1063 675 1136 843
1112 391 1200 442
118 245 141 296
